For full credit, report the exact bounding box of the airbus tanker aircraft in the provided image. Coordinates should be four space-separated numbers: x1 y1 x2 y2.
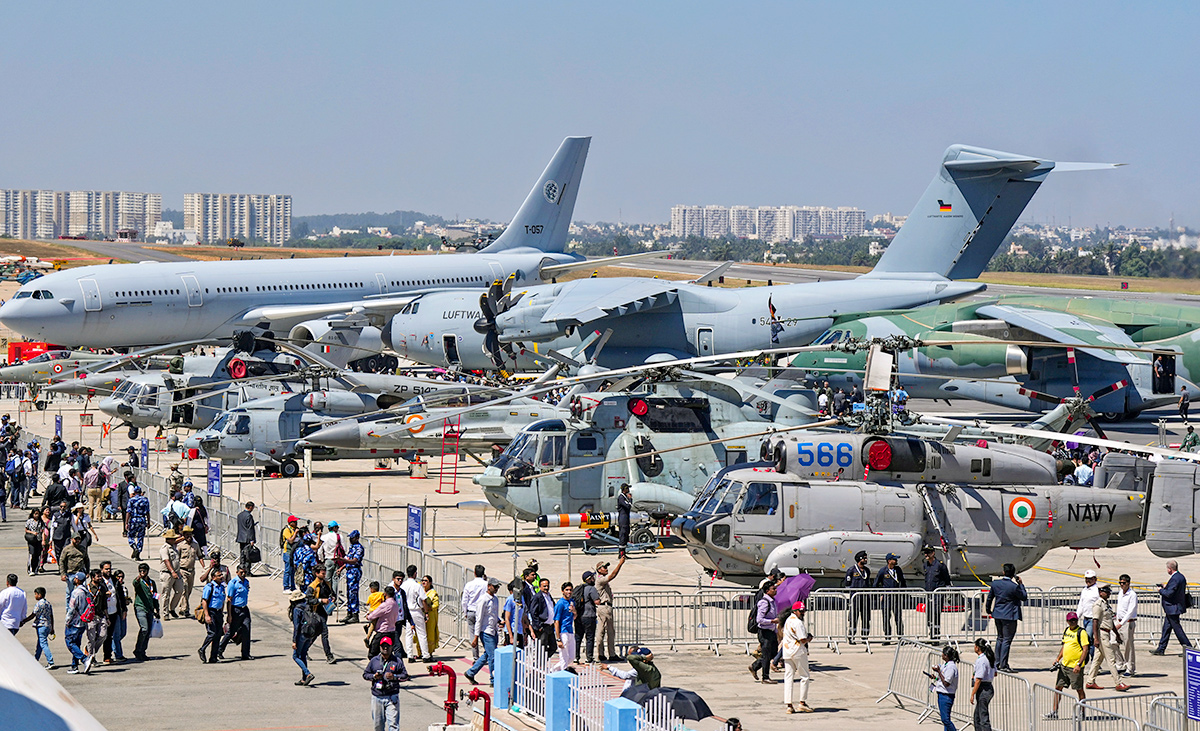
387 145 1119 370
0 136 652 349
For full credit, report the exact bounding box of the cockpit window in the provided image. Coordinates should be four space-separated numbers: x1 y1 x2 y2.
538 435 565 466
32 290 53 299
136 385 159 406
13 291 31 299
228 415 250 435
713 481 744 515
210 414 231 433
112 380 136 400
738 482 779 515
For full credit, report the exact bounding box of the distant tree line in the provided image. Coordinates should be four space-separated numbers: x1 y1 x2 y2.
570 234 883 268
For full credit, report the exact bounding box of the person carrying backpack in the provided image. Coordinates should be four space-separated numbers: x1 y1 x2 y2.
291 590 322 686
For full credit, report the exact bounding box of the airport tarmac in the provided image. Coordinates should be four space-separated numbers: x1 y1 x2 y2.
0 394 1192 730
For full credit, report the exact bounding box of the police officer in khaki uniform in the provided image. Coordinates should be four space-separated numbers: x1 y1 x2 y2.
158 530 185 619
594 554 626 661
176 526 201 614
1086 584 1130 691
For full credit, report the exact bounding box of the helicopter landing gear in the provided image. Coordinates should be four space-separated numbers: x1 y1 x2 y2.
279 458 301 478
128 426 139 440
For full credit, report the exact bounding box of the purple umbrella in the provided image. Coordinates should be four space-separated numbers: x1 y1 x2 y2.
773 573 816 610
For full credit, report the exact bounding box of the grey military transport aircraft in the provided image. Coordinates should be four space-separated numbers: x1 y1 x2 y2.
0 136 656 349
388 145 1118 371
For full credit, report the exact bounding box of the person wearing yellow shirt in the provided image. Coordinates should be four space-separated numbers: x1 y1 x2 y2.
1044 611 1090 719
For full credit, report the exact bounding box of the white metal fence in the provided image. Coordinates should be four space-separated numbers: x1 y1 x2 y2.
570 664 614 731
638 694 688 731
514 646 551 723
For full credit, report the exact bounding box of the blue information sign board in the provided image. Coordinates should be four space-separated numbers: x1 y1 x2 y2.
140 438 149 470
54 414 62 439
406 504 423 551
1186 647 1200 721
207 460 222 497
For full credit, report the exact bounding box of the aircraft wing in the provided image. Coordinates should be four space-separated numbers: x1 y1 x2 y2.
973 305 1144 364
538 278 682 325
238 295 422 325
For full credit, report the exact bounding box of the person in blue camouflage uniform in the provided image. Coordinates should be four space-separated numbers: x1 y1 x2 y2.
341 530 365 624
126 485 151 560
294 534 318 588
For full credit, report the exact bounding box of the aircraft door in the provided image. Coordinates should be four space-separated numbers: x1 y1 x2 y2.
1153 354 1176 394
566 431 606 502
697 328 714 357
79 279 102 312
488 262 505 281
181 275 202 307
443 335 461 366
224 414 252 455
732 480 784 543
170 389 197 427
375 273 388 295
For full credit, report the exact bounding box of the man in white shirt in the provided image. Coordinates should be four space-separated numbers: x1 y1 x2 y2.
1114 573 1138 677
319 522 344 600
401 565 430 661
1076 570 1100 650
461 565 488 660
0 573 29 635
465 577 502 685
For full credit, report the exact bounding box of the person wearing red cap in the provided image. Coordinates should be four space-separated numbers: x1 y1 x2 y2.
363 635 405 730
1044 612 1089 719
281 516 300 592
781 600 812 713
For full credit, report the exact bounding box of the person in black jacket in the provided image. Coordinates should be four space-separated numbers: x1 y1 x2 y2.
922 546 951 641
986 563 1026 671
41 475 67 513
875 552 907 643
236 502 257 575
617 483 633 556
844 551 871 643
1151 560 1192 654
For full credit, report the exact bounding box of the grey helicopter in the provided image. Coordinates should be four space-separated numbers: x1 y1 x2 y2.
672 347 1200 585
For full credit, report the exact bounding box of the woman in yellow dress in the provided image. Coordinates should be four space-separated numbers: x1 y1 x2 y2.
421 575 440 655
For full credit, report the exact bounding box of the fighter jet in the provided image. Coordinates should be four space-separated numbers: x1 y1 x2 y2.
386 145 1119 370
0 137 657 349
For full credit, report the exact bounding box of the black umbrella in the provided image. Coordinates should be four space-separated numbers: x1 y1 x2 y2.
620 683 655 705
641 686 714 721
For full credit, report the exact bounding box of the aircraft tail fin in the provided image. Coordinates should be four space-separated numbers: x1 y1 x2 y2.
865 145 1121 281
482 136 591 255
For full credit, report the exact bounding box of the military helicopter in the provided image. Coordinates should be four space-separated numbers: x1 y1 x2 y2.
671 346 1199 585
472 376 828 523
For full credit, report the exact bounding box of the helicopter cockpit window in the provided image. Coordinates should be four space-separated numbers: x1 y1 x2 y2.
136 385 158 406
630 397 711 433
694 477 728 513
738 482 779 515
538 435 565 466
209 413 231 433
112 380 136 401
711 481 743 516
227 415 250 435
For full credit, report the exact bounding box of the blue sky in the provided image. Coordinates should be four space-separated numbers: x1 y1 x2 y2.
1 3 1196 227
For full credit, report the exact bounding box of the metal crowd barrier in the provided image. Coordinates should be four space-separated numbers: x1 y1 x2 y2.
1079 692 1181 730
1146 697 1185 731
875 638 938 711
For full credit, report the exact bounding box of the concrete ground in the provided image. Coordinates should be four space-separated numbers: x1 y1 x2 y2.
0 394 1193 731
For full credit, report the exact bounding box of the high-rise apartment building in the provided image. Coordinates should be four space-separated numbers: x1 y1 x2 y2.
184 193 292 245
702 205 730 238
669 204 866 241
0 189 160 239
669 205 704 238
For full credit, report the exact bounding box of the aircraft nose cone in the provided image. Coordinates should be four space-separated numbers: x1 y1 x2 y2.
0 300 33 333
304 422 361 449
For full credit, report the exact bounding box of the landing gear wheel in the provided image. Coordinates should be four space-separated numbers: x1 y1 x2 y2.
280 458 300 478
364 355 382 372
34 400 47 411
631 526 655 545
383 355 399 372
1098 412 1124 423
128 426 139 440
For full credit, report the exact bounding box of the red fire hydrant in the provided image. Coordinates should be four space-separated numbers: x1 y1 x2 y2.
428 662 459 725
466 687 492 729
